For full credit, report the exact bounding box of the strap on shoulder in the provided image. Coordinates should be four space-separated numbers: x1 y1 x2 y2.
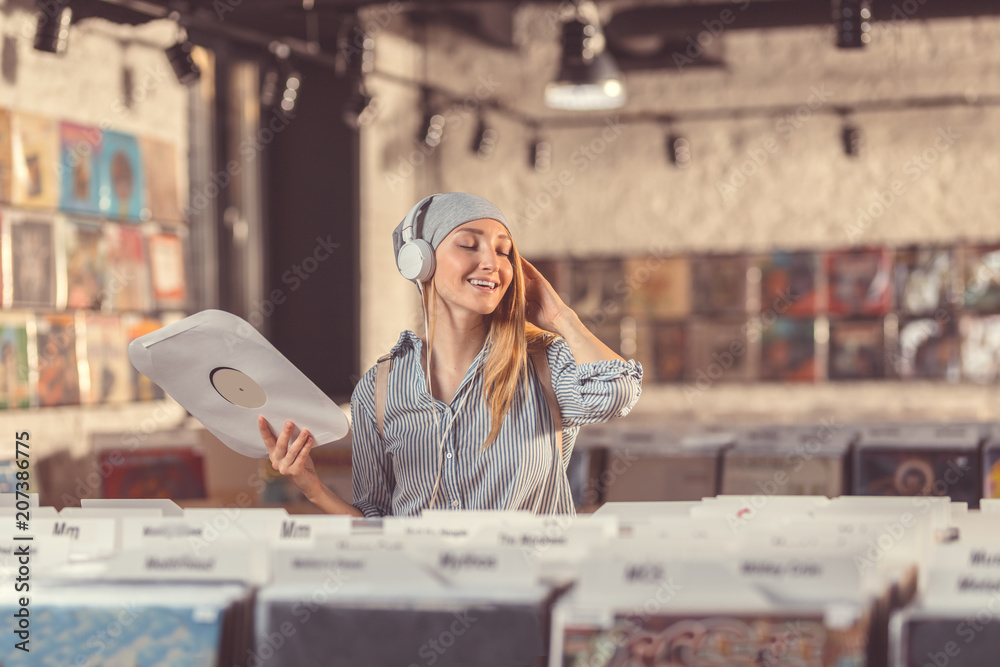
531 349 563 459
375 353 393 439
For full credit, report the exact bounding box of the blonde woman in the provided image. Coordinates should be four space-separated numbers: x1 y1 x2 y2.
258 193 642 516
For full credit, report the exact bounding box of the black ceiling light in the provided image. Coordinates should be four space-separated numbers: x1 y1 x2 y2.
166 28 200 85
545 4 626 111
340 25 377 130
472 116 498 160
842 122 864 157
666 133 691 168
834 0 872 49
529 135 552 173
33 0 72 55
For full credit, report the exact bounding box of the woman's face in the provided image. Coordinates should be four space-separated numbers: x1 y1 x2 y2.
432 218 514 317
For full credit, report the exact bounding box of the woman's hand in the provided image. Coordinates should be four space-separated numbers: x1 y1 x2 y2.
521 257 573 333
258 416 320 496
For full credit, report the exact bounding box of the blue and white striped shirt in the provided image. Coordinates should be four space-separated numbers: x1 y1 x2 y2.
350 330 643 517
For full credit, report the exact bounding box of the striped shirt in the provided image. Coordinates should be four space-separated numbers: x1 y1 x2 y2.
350 330 643 517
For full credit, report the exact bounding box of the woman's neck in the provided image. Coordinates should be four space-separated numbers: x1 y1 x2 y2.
423 306 489 379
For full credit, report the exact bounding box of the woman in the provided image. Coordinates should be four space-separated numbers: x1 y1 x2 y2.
258 193 642 516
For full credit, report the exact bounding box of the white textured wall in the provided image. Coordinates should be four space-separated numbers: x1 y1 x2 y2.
361 8 1000 423
0 7 190 457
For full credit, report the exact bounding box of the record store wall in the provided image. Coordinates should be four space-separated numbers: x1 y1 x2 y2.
360 7 1000 425
0 6 190 458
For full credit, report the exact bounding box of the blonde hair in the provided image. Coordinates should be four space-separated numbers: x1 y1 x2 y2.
423 237 555 447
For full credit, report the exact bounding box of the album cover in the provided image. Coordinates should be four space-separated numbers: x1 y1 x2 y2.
98 129 146 221
759 251 818 316
893 316 959 380
961 245 1000 313
692 254 748 316
959 314 1000 383
602 431 727 502
900 616 1000 667
760 317 817 381
825 248 893 315
36 313 81 407
893 246 957 315
0 109 13 203
139 136 183 222
853 425 982 505
646 320 686 383
984 439 1000 499
560 611 868 667
828 319 885 380
624 255 691 319
9 213 56 308
83 314 131 405
148 231 188 309
58 121 102 216
11 111 58 208
0 315 31 409
65 217 108 310
569 257 624 325
124 315 165 400
101 447 207 500
102 221 151 311
688 319 753 382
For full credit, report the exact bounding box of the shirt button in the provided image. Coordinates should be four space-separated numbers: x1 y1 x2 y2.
451 500 459 507
446 452 452 459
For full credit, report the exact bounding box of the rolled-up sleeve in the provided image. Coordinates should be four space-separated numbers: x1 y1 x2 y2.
546 337 643 427
350 367 395 517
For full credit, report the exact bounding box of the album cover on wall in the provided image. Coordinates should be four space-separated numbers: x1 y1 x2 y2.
103 221 151 311
148 231 187 309
139 136 183 222
894 316 959 380
961 245 1000 313
624 255 691 319
893 246 957 315
101 447 207 500
759 251 818 316
0 109 13 203
959 314 1000 383
569 257 624 324
828 318 885 380
640 320 686 383
58 121 102 216
65 217 108 310
83 314 131 405
98 130 146 221
688 319 753 382
760 317 817 381
826 248 893 315
692 254 748 316
124 315 165 400
0 315 31 409
11 112 58 208
852 425 982 506
36 313 81 407
984 438 1000 499
529 257 567 300
9 213 57 308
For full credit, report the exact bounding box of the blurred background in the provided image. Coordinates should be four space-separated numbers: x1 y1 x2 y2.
3 0 1000 508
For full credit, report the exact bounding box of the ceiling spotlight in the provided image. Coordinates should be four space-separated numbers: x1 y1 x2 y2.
545 16 626 110
472 118 498 160
339 23 376 130
842 123 863 157
33 0 72 55
529 138 552 173
166 39 200 84
667 134 691 168
279 68 301 112
834 0 872 49
422 111 446 147
343 86 377 130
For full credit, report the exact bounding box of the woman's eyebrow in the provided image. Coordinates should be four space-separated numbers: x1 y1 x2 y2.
460 228 512 242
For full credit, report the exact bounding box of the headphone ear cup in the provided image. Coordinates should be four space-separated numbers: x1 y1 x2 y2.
396 238 435 283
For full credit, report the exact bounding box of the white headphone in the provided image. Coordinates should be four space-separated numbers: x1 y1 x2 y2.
396 195 436 283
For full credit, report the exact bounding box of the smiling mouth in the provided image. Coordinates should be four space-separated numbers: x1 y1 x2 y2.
468 279 498 291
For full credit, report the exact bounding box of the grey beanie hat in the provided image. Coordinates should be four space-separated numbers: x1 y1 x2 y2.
392 193 510 261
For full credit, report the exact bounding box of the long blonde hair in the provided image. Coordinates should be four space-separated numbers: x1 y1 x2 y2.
423 237 555 447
